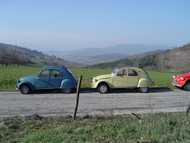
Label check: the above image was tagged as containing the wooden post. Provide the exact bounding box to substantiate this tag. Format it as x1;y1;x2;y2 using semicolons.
186;105;190;115
73;75;82;120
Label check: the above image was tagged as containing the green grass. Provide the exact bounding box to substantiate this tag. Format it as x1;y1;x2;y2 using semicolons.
1;113;190;143
0;65;40;90
0;65;175;90
71;67;111;88
147;71;174;88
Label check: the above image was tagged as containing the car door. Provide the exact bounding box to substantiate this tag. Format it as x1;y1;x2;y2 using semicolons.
35;69;51;89
112;69;128;88
125;69;139;87
49;69;63;89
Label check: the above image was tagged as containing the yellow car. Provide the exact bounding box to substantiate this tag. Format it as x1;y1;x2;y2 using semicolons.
92;67;153;93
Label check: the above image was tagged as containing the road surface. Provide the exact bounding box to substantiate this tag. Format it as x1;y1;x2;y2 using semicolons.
0;88;190;117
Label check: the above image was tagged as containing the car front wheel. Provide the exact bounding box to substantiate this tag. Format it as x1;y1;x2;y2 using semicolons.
20;85;31;94
139;87;149;93
98;83;109;94
184;82;190;91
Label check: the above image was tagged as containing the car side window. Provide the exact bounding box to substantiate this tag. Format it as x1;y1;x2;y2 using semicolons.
117;69;128;76
40;70;49;78
128;69;138;76
50;70;63;78
123;69;128;76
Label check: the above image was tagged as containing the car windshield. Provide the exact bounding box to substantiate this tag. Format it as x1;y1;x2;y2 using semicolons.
39;70;49;77
112;68;120;75
112;68;128;76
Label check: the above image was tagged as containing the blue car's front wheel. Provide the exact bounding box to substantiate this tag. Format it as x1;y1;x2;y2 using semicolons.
20;85;31;94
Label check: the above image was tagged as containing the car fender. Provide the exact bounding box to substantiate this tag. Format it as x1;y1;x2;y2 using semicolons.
19;82;35;90
94;80;111;89
60;79;76;89
137;78;149;87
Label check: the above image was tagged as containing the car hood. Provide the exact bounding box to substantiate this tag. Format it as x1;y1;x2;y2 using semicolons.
175;72;190;78
94;74;113;80
19;75;38;81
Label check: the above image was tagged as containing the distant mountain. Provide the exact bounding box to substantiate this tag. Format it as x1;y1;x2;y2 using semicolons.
90;43;190;71
49;44;167;65
0;43;75;66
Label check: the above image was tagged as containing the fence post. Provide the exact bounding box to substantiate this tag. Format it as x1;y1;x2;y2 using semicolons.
186;104;190;115
73;75;82;120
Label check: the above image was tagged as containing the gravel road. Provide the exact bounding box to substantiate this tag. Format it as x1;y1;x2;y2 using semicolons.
0;88;190;117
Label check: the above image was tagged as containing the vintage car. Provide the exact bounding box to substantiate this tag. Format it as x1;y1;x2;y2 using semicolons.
172;72;190;90
16;66;77;94
92;67;153;93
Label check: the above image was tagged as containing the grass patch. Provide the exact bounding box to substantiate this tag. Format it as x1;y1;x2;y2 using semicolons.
71;67;111;88
0;113;190;143
0;65;40;90
147;71;174;88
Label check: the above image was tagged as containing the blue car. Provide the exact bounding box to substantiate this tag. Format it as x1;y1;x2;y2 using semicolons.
16;66;77;94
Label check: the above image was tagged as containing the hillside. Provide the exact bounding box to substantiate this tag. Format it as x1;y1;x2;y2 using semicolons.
91;43;190;71
0;43;73;66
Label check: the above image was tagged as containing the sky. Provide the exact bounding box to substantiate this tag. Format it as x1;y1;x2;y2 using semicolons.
0;0;189;51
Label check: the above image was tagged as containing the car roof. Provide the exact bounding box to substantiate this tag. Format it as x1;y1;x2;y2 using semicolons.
118;67;142;71
43;66;68;71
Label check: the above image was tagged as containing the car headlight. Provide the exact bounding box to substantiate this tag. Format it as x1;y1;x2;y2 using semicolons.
180;77;185;80
17;78;24;83
93;78;98;82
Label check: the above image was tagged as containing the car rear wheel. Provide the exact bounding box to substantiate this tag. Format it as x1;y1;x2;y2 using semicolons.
184;82;190;91
20;85;31;94
98;83;109;94
139;87;149;93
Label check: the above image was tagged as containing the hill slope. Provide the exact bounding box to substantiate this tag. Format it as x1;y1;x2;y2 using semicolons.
91;43;190;70
0;43;72;66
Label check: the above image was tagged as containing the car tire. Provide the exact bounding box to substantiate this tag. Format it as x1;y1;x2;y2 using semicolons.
139;87;149;93
98;83;109;94
184;82;190;91
20;85;31;94
63;88;74;93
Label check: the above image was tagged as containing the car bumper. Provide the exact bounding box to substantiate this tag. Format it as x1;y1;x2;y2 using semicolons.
91;79;99;88
91;82;97;88
16;85;19;90
16;81;21;90
172;80;183;87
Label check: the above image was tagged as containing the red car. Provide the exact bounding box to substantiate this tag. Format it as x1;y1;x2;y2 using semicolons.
172;72;190;90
